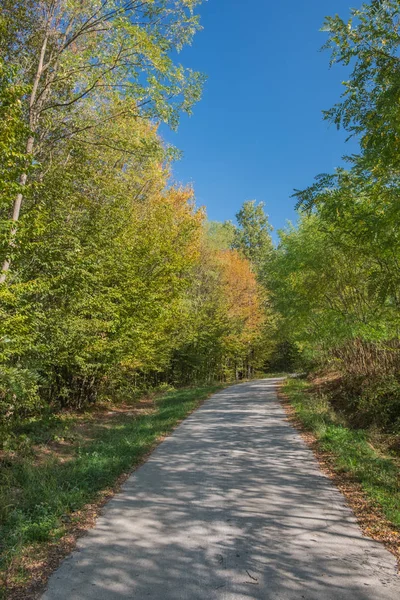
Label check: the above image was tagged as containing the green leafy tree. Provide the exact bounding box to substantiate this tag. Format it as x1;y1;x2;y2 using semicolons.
204;220;236;251
0;0;205;281
233;200;273;278
321;0;400;177
0;60;29;260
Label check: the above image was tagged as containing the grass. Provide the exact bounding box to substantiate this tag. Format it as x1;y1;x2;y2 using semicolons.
282;377;400;527
0;383;227;596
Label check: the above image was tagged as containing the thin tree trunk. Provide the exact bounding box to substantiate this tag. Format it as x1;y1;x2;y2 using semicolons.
0;34;48;283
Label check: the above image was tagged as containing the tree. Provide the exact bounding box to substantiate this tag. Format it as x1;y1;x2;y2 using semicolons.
0;0;205;281
217;248;267;378
0;1;274;421
292;0;400;343
321;0;400;178
170;228;270;385
233;200;273;279
0;59;29;263
204;220;236;251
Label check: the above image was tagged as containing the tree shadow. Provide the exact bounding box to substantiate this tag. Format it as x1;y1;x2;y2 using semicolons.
42;380;400;599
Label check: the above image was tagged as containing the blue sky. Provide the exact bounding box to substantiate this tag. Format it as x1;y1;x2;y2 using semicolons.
162;0;359;236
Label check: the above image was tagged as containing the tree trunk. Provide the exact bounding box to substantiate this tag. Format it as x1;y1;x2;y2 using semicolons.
0;136;35;283
0;33;48;283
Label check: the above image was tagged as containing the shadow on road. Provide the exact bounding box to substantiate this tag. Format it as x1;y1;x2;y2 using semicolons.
42;380;399;600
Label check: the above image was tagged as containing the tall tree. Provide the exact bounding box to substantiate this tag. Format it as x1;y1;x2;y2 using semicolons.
0;0;205;281
233;200;273;278
322;0;400;178
273;0;400;385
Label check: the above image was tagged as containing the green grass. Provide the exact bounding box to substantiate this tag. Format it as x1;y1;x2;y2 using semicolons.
283;378;400;527
0;384;226;592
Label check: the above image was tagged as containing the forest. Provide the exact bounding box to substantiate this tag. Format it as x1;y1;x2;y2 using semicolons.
0;0;274;426
271;0;400;434
1;0;400;595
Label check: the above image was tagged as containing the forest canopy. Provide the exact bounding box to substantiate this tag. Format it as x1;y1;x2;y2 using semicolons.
2;0;400;435
0;1;274;425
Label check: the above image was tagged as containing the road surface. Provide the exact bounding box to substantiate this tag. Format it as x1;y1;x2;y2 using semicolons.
42;379;400;599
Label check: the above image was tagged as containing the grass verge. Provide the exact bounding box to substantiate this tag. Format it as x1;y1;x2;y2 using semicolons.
0;383;227;599
280;377;400;565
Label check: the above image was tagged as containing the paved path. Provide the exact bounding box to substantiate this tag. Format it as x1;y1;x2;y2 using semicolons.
42;379;400;599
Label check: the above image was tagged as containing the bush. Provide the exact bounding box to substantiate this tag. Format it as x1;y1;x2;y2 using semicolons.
335;374;400;432
0;367;41;427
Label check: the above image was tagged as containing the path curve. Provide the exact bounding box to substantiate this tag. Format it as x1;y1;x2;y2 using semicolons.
42;379;400;599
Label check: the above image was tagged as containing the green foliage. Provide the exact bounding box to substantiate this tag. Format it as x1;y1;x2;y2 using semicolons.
0;0;206;281
1;115;208;412
268;0;400;384
321;0;400;176
0;1;272;426
263;1;400;439
170;230;270;385
232;200;273;278
327;372;400;432
3;0;206;131
0;47;271;423
266;340;301;373
204;220;236;251
0;59;30;258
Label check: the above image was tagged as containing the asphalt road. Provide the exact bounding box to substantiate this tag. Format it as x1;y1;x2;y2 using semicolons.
42;379;400;599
